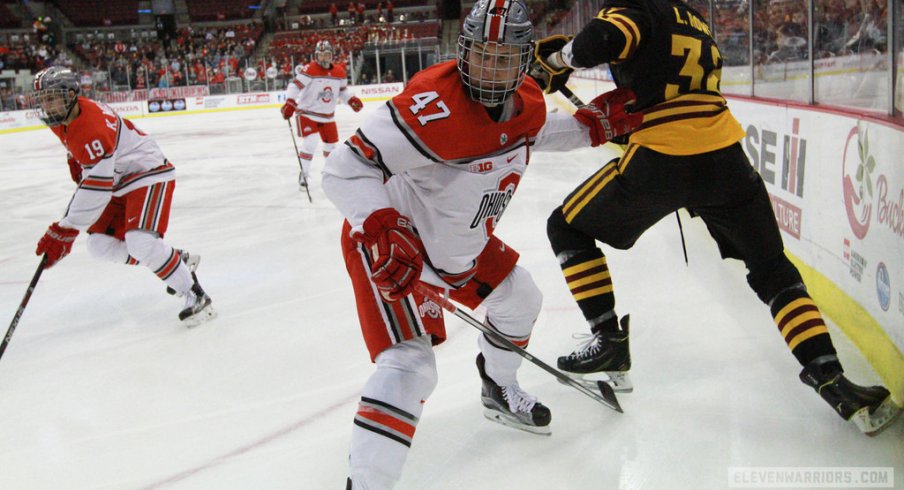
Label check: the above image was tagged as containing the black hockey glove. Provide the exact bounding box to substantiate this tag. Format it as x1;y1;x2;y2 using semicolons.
530;35;574;95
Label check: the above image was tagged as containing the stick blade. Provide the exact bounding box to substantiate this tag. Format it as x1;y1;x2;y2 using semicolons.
597;380;623;413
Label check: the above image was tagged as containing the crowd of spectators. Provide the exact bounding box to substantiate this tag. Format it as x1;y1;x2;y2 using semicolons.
69;23;262;90
712;0;889;66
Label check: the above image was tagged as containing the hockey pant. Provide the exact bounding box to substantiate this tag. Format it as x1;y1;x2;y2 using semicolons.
295;114;338;178
548;142;836;365
343;226;542;488
85;181;194;295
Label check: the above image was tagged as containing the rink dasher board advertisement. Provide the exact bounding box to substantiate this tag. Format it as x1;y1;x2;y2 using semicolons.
729;99;904;355
0;82;404;133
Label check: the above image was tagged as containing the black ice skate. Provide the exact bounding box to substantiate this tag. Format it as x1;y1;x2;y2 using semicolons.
557;315;632;393
298;171;309;189
166;250;201;296
476;353;551;435
800;355;900;436
179;273;217;327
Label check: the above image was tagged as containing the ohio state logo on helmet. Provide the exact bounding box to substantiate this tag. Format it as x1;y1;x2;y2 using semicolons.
457;0;533;106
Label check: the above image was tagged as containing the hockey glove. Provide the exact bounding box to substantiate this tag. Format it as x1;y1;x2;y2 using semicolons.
280;99;297;120
348;96;363;112
353;208;423;302
67;153;82;184
530;35;574;94
573;88;644;147
36;222;79;268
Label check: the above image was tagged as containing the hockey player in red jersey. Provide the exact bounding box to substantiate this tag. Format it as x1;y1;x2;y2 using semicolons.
31;67;216;327
323;1;641;488
279;40;363;188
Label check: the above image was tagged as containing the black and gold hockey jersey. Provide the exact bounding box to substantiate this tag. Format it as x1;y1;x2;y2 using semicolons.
569;0;744;155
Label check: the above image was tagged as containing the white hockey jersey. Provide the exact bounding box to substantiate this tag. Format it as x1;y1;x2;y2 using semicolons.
285;62;352;122
323;61;591;278
50;97;173;231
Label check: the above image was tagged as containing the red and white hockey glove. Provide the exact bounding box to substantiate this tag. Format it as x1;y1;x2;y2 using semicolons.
280;99;297;120
66;153;82;184
573;88;643;147
353;208;423;302
36;222;79;268
348;96;363;112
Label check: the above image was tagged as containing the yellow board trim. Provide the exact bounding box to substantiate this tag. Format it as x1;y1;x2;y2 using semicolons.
0;95;393;135
787;253;904;406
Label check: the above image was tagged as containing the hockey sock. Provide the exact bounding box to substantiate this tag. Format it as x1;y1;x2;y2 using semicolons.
770;285;839;369
350;337;436;490
297;152;313;178
125;230;194;295
559;248;618;333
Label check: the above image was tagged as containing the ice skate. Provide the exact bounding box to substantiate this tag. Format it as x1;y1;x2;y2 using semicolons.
298;170;309;189
558;315;633;393
165;250;201;295
800;355;901;436
179;273;216;327
476;353;551;435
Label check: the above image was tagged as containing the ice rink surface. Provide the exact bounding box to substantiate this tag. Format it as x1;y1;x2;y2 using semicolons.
1;100;901;490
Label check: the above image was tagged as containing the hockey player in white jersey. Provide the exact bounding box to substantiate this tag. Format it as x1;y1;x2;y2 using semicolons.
31;67;216;327
279;40;363;188
322;1;642;488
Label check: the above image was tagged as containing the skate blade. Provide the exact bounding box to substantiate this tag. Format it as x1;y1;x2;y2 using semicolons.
559;371;633;393
852;397;902;436
482;409;551;436
182;305;217;328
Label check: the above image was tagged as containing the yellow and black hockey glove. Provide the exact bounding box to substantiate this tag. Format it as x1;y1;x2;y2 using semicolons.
530;34;574;94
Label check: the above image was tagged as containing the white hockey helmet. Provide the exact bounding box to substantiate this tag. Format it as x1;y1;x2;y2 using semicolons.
457;0;534;106
315;40;334;68
31;66;81;126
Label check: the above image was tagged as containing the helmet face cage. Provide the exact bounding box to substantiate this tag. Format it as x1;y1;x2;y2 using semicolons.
31;67;80;126
457;0;533;106
315;40;334;68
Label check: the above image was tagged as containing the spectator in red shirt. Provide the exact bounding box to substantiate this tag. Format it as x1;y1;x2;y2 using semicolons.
330;3;339;26
386;1;394;23
347;2;356;23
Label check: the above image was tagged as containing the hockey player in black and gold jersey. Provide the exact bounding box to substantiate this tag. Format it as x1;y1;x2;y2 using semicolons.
532;0;900;435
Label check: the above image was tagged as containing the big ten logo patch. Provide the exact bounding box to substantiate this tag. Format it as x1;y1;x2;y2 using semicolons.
418;298;441;319
470;172;521;237
469;161;493;173
744;118;807;239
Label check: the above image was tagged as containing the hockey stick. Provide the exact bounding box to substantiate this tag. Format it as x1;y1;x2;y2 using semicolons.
1;255;48;361
413;280;623;413
287;119;313;203
558;85;585;107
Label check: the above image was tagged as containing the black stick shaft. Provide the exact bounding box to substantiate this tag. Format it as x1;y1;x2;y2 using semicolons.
287;119;313;203
1;255;48;361
414;283;622;413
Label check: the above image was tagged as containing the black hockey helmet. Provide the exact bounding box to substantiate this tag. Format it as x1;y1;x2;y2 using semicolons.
457;0;534;106
32;66;80;126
